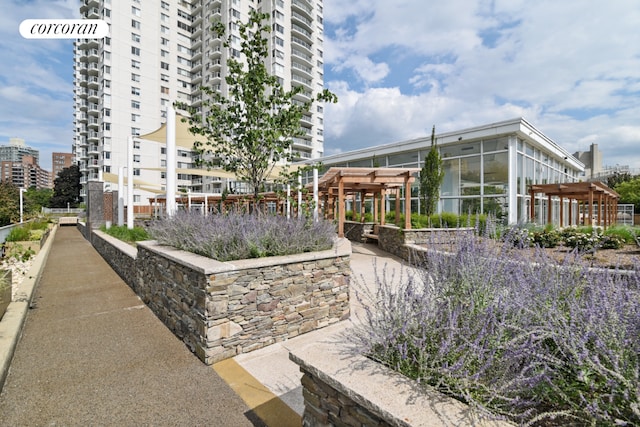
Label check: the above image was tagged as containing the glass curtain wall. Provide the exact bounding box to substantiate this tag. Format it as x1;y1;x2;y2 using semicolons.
439;137;509;220
515;138;579;225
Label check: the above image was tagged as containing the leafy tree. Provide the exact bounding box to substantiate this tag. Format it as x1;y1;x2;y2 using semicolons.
605;171;633;189
24;187;53;215
614;177;640;213
50;164;81;208
0;181;19;226
419;126;445;216
178;10;337;206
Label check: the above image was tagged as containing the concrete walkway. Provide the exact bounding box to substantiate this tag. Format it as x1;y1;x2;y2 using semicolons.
0;227;258;426
0;226;410;426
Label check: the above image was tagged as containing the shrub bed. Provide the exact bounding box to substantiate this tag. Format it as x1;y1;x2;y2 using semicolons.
146;211;336;262
354;232;640;425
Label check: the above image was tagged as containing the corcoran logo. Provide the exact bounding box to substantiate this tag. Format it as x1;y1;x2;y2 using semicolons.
19;19;109;39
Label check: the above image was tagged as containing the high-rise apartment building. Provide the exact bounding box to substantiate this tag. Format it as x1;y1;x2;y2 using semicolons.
52;152;75;179
0;138;40;165
73;0;326;206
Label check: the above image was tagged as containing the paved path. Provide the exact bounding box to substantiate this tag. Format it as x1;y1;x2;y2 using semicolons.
0;227;258;426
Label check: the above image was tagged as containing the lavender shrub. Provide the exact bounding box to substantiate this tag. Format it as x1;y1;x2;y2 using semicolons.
353;229;640;426
147;211;336;261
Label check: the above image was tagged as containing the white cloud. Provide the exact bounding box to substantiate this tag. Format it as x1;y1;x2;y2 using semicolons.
323;0;640;170
0;0;77;170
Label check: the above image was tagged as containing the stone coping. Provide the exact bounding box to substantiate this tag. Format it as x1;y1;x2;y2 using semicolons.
137;237;351;274
289;338;513;427
0;225;57;392
92;230;138;259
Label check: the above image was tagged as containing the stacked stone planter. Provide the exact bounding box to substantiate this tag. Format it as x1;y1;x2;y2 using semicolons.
90;230;351;364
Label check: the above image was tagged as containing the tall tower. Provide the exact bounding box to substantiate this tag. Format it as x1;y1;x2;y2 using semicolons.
73;0;326;205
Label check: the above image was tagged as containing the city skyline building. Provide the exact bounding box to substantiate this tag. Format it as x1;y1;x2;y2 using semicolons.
52;152;75;179
73;0;326;207
0;138;40;166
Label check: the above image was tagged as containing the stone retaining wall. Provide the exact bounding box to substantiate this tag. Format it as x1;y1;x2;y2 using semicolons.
290;341;512;427
89;230;351;364
377;225;475;261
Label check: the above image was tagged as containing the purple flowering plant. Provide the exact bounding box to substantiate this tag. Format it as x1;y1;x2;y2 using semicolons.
147;210;335;261
352;227;640;426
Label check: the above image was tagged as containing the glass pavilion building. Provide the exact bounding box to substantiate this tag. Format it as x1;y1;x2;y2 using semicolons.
305;118;585;225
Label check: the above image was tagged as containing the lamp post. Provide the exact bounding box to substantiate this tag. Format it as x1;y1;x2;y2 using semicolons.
19;188;26;223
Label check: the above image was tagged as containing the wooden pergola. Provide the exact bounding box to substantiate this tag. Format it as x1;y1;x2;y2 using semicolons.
529;182;620;228
316;167;421;238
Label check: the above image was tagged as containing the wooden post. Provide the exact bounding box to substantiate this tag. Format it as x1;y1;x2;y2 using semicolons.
380;188;386;226
360;190;366;223
338;178;345;238
395;188;401;226
559;196;564;227
588;188;594;226
404;175;411;230
547;194;552;225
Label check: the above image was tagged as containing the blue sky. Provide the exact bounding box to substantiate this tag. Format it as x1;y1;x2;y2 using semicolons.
1;0;639;172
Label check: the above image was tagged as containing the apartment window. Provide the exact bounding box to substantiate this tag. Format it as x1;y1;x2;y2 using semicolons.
104;151;110;159
104;37;110;46
161;13;169;22
316;105;323;113
275;37;284;47
131;73;140;82
177;21;192;33
104;108;111;116
131;6;140;16
177;68;190;77
131;59;140;69
317;49;323;58
178;80;190;89
161;37;169;46
273;24;284;34
273;49;284;60
131;114;140;122
133;169;140;176
177;56;191;66
161;87;169;95
273;10;284;20
131;128;140;136
102;51;111;61
160;62;169;70
131;33;140;42
133;195;141;202
103;123;111;131
102;8;111;18
103;65;111;74
104;166;111;173
160;74;169;82
161;1;169;10
177;44;190;54
231;9;241;18
131;19;140;29
161;172;166;179
133;155;141;163
177;9;192;21
161;99;169;106
161;25;170;34
133;140;141;149
161;147;166;154
131;46;140;56
131;100;140;109
161;49;169;57
103;79;111;88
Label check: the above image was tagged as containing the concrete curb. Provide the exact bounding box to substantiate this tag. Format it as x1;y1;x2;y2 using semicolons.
0;225;58;392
